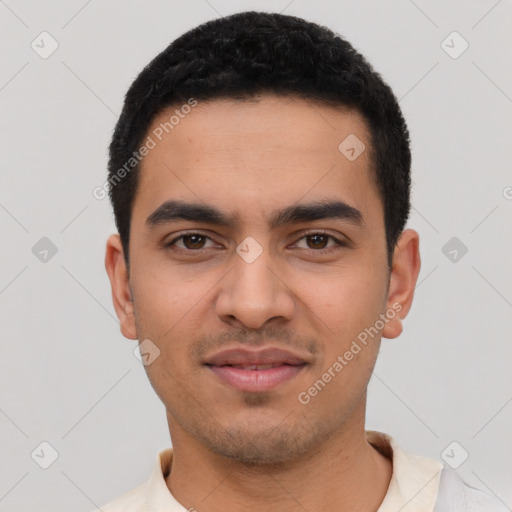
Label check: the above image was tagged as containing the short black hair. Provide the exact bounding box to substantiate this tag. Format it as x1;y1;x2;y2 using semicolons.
108;11;411;271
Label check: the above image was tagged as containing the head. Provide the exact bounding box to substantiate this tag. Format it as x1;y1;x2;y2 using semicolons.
105;11;420;465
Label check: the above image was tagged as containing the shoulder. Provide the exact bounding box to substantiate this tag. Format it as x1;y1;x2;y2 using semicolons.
87;481;147;512
368;431;507;512
434;467;508;512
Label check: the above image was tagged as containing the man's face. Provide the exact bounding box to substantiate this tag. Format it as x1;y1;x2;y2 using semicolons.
107;95;413;464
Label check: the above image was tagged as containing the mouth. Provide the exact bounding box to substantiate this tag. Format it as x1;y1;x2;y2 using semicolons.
204;347;309;392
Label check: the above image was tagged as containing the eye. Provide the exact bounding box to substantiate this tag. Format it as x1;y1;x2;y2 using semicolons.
163;231;348;255
165;232;218;251
293;232;347;252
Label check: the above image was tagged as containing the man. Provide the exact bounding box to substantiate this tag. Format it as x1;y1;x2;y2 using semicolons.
99;11;505;512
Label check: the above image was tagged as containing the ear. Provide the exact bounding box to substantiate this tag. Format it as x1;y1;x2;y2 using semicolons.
382;229;421;340
104;234;138;340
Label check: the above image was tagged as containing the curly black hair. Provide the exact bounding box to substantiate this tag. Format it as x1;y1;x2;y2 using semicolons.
107;11;411;271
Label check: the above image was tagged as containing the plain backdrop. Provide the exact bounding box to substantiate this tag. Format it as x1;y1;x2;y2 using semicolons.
1;1;511;510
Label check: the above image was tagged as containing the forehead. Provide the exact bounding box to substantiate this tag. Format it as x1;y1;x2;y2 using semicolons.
132;95;382;230
145;95;371;159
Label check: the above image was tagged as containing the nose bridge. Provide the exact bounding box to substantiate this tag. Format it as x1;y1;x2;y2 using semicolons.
235;244;274;293
216;236;294;328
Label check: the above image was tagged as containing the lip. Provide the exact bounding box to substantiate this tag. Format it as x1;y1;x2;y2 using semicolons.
204;347;309;392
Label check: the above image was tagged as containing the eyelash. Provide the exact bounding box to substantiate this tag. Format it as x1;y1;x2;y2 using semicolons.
164;231;348;255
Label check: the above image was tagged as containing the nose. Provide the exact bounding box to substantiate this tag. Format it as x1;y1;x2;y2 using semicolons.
215;244;295;330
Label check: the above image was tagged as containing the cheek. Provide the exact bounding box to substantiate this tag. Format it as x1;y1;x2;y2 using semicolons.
131;261;213;335
129;261;227;381
130;267;208;398
299;264;387;335
296;271;385;412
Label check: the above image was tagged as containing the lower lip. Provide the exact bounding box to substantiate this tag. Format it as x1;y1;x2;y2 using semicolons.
208;364;306;392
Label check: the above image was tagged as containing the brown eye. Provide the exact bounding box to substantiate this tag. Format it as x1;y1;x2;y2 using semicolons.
294;232;345;252
306;234;329;249
164;232;217;251
181;234;207;249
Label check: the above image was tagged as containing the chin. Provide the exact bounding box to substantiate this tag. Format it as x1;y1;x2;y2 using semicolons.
197;416;335;467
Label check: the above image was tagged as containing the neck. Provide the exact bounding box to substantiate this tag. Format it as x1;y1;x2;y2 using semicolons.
165;410;392;512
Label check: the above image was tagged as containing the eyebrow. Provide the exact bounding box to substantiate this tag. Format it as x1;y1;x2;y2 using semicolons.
145;199;364;230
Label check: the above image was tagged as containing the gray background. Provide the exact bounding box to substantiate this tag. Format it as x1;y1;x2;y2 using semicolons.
1;0;511;510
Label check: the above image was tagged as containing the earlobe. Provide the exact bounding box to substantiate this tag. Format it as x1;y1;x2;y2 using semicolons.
382;307;403;339
104;234;138;340
382;229;421;340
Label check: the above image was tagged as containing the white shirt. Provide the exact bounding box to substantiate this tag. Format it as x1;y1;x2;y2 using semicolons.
91;431;506;512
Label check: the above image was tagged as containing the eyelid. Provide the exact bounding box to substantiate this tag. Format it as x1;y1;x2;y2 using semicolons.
293;228;349;243
164;230;220;249
290;229;349;250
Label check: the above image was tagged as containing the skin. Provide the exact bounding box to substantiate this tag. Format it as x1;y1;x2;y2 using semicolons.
105;94;421;512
